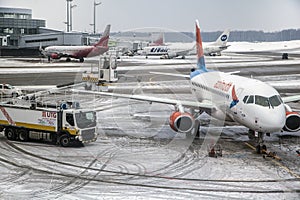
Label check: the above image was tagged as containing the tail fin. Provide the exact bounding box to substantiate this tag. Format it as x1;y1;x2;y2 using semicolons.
94;24;111;47
195;20;206;70
151;32;164;46
213;29;230;46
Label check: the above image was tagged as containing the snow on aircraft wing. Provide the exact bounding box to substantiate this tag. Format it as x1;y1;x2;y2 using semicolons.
71;89;214;110
149;71;190;78
282;95;300;103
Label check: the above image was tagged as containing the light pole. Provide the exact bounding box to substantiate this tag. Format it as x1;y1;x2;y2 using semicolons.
93;1;102;34
66;0;73;32
70;3;77;31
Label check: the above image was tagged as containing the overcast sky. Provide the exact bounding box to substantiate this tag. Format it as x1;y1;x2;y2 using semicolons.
1;0;300;33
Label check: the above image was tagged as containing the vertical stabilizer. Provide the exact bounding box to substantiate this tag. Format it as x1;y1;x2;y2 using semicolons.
195;20;206;71
94;24;111;47
151;32;164;46
214;29;230;46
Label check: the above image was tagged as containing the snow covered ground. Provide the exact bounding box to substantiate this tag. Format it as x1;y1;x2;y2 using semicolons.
0;41;300;199
225;40;300;53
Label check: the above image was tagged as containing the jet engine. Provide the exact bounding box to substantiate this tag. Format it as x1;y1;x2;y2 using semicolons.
50;53;60;59
284;111;300;132
169;111;195;133
166;51;177;59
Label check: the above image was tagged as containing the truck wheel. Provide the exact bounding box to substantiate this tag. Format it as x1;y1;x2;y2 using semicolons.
18;129;29;142
59;134;70;147
6;128;17;140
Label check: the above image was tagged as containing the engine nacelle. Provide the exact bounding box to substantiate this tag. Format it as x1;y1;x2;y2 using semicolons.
284;112;300;132
50;53;60;59
169;111;195;133
167;51;177;59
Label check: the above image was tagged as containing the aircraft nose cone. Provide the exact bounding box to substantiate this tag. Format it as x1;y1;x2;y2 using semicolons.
262;109;285;132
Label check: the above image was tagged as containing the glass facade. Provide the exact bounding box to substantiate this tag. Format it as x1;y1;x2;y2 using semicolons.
0;7;45;47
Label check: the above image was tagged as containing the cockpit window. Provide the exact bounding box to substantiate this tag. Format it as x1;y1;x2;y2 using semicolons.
269;95;282;107
250;95;283;108
243;96;249;103
255;95;269;107
246;95;254;104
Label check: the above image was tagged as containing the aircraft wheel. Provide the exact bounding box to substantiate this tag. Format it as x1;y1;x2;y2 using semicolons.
256;145;261;154
248;129;255;140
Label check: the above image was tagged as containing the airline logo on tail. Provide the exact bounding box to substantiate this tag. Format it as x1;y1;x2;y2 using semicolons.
230;85;239;108
221;35;228;42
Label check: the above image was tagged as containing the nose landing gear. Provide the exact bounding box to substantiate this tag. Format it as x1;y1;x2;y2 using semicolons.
248;130;268;153
248;129;281;160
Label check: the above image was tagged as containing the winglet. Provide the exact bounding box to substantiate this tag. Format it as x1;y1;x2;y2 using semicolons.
195;20;206;70
94;24;111;47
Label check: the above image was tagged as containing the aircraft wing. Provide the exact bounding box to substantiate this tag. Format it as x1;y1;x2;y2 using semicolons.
72;89;214;110
282;95;300;103
219;45;231;50
149;71;190;78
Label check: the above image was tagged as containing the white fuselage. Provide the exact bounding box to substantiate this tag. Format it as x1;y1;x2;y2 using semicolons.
190;71;286;133
203;44;228;56
44;45;108;59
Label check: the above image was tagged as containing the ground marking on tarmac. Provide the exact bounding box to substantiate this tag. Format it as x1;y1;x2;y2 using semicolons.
244;142;300;179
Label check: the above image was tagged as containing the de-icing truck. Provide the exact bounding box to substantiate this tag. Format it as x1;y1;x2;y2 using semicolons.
0;101;97;147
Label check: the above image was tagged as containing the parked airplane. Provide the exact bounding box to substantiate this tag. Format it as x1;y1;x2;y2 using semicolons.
204;29;230;56
137;42;193;59
114;32;164;56
41;25;111;62
75;20;300;153
138;29;230;59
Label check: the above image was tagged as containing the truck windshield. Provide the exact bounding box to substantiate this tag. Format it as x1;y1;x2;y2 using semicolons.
75;111;96;129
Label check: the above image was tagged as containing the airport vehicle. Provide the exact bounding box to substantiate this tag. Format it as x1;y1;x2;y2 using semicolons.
41;25;111;62
113;33;163;56
0;101;97;147
204;29;230;56
138;29;230;59
82;55;118;90
74;20;300;153
0;83;22;97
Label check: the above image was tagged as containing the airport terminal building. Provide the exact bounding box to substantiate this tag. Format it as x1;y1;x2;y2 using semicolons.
0;7;89;56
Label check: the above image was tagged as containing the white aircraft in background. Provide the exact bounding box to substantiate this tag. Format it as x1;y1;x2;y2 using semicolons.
41;25;111;62
137;29;230;59
114;32;165;56
204;29;230;56
75;20;300;153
